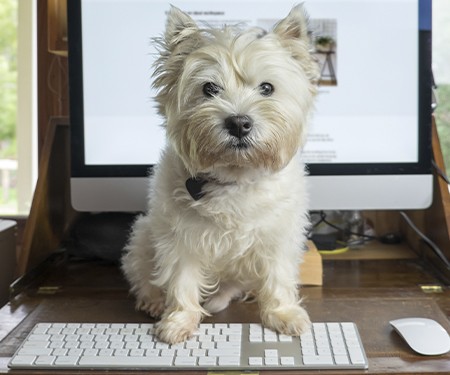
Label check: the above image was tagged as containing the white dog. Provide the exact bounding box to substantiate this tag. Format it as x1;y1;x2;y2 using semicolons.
121;4;319;344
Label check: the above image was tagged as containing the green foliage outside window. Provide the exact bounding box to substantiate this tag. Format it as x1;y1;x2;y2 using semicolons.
0;0;17;159
435;85;450;178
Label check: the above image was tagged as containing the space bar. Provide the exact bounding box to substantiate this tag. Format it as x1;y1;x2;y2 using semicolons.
78;356;173;368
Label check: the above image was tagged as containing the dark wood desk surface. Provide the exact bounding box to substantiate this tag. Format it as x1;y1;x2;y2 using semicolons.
1;249;449;374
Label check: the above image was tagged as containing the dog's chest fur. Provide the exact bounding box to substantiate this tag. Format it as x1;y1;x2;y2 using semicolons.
147;148;307;266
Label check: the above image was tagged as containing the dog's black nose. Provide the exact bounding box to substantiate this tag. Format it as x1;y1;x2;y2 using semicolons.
225;115;253;139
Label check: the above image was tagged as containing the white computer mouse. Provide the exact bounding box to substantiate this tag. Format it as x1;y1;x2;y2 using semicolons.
390;317;450;356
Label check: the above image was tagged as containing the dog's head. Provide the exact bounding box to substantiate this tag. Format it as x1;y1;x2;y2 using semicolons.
153;5;319;177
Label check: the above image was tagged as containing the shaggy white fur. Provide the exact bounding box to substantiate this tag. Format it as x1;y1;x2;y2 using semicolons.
121;4;319;344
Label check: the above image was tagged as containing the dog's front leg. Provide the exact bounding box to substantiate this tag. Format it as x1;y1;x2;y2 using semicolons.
154;261;206;344
258;257;311;337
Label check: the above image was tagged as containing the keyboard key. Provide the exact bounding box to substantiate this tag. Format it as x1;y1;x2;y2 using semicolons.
207;328;221;335
176;348;191;357
22;340;48;349
228;334;241;342
318;347;332;355
327;323;341;332
198;356;217;366
114;349;129;357
249;356;263;366
185;341;199;349
349;348;366;365
139;341;154;349
64;341;80;349
34;356;56;366
124;342;139;349
145;349;160;356
18;348;52;356
54;356;80;366
265;349;278;357
249;334;263;342
10;355;36;366
334;355;350;365
155;342;170;349
174;357;197;366
129;349;144;356
79;341;94;349
216;341;239;349
192;348;206;357
28;334;50;342
79;355;173;368
302;347;316;355
280;356;295;366
333;347;347;356
83;349;98;356
303;355;334;365
218;356;240;366
68;349;83;357
200;341;215;349
51;349;68;356
160;349;176;357
213;334;226;342
265;357;279;365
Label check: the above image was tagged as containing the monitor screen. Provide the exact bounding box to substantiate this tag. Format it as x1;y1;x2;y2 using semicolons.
68;0;433;212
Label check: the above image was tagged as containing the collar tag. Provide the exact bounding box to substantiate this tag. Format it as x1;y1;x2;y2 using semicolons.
185;177;207;200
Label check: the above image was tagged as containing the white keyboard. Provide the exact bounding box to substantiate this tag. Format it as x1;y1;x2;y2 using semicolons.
9;322;368;370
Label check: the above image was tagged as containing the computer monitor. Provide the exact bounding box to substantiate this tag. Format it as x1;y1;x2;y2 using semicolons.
67;0;433;212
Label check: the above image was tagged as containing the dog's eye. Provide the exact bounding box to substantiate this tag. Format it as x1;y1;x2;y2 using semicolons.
259;82;274;97
203;82;222;98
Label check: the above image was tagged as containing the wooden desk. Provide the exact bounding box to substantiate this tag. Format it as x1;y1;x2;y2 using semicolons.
1;118;449;373
0;248;449;374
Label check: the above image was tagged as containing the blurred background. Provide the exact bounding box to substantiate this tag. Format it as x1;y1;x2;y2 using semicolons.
0;0;449;216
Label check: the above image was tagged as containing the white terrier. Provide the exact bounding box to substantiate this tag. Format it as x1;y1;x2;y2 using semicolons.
121;4;319;344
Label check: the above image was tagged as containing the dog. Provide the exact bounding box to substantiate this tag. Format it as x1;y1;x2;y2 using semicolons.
121;4;319;344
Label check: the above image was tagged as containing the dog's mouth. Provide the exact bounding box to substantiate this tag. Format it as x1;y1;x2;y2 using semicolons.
228;138;252;150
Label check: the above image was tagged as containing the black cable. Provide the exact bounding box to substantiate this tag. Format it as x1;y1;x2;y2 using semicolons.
310;211;377;241
432;159;450;185
399;211;450;270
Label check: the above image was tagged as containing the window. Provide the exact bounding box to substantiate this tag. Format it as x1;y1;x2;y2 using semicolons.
0;0;37;215
433;0;450;178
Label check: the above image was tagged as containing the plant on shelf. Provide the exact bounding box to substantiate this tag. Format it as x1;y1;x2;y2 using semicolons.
315;36;335;52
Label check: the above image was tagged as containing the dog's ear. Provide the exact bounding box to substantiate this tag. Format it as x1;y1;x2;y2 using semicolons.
153;6;202;117
272;5;319;86
164;6;200;52
273;4;309;42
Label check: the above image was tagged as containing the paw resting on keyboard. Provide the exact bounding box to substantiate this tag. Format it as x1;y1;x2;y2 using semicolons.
155;310;203;344
262;304;311;337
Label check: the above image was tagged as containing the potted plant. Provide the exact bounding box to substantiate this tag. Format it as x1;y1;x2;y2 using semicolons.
315;36;335;52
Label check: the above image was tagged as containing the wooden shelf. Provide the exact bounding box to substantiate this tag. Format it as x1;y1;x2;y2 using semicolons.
48;0;68;56
321;241;418;261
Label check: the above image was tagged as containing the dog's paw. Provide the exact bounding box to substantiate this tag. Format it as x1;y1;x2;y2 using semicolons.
155;310;202;344
136;297;165;318
262;304;311;336
203;284;244;314
203;295;230;314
